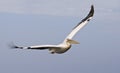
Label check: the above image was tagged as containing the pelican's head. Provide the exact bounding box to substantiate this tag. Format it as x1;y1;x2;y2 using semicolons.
66;39;80;45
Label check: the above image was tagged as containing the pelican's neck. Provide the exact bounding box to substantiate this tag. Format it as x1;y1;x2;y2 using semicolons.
62;38;80;45
62;39;71;45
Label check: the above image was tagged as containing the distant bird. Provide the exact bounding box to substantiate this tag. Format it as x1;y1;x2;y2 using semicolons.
11;5;94;54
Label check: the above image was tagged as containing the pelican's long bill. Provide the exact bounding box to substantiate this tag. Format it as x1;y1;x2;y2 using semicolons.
11;5;94;54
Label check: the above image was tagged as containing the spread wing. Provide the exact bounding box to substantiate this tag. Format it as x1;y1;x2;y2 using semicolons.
65;5;94;40
27;45;60;50
10;44;60;50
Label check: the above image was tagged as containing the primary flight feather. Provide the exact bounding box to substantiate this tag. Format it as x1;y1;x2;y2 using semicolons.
11;5;94;54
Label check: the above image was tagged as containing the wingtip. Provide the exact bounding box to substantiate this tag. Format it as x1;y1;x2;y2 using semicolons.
81;5;94;22
84;4;94;20
89;4;94;17
8;42;23;49
91;5;94;8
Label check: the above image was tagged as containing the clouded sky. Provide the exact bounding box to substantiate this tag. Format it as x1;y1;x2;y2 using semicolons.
0;0;120;73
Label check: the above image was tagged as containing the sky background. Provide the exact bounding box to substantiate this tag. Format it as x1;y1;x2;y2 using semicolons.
0;0;120;73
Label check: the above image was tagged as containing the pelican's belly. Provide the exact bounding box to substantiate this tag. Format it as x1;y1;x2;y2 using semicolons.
55;45;71;54
49;44;71;54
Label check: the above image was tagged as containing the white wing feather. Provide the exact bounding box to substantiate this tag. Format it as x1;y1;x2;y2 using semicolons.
11;44;60;50
28;45;60;49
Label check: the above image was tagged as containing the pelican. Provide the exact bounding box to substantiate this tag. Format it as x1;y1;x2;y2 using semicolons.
11;5;94;54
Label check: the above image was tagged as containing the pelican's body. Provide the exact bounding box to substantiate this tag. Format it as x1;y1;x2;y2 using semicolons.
12;5;94;54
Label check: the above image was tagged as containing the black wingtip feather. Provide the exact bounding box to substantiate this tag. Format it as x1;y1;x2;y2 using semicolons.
81;5;94;22
73;5;94;29
90;5;94;17
8;42;23;49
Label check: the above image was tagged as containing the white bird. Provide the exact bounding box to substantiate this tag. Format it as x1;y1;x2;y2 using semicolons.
11;5;94;54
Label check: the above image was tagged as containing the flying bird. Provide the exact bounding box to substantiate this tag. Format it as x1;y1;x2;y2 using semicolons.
11;5;94;54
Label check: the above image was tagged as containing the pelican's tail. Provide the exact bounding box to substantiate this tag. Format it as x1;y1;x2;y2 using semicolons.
67;39;80;44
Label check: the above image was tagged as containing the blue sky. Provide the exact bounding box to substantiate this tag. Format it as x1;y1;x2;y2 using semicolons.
0;0;120;73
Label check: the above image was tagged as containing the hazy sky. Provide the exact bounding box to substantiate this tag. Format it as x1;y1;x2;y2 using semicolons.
0;0;120;73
